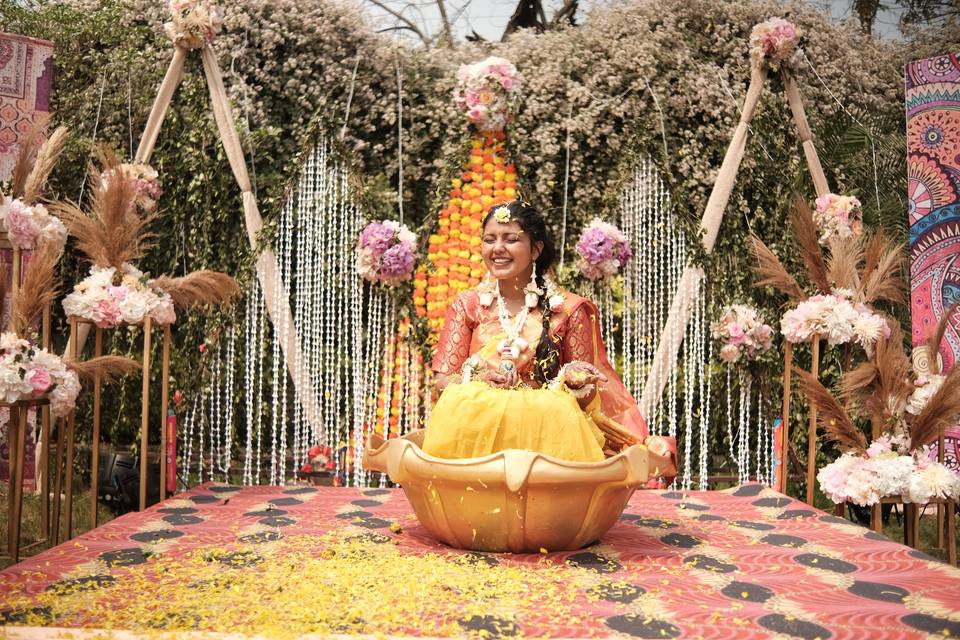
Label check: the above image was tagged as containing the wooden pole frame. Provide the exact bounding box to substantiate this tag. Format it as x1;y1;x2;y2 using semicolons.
805;335;821;505
3;397;50;563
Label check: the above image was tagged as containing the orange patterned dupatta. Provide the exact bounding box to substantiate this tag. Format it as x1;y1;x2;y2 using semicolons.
432;287;649;440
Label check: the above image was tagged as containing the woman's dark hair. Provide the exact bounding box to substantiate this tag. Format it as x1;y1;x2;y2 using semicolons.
482;200;561;384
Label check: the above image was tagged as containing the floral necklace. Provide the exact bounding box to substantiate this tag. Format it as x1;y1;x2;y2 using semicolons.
495;282;529;367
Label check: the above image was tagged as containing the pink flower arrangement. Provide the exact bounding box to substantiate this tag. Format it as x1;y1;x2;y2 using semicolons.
356;220;417;286
710;304;774;363
749;18;801;71
453;57;523;132
63;264;176;328
164;0;223;48
0;196;67;251
574;218;632;281
0;333;80;417
101;163;162;213
780;290;889;350
812;194;863;244
818;434;960;506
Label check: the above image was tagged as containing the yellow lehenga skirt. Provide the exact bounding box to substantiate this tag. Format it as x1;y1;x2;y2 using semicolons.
421;381;606;462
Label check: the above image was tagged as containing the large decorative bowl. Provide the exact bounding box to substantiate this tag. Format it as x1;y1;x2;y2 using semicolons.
363;430;675;553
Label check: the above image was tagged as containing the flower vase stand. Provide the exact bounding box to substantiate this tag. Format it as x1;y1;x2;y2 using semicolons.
3;397;51;564
57;317;171;544
1;234;55;560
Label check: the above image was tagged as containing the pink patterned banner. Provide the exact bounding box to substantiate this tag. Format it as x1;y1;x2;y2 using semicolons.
907;52;960;470
0;32;54;183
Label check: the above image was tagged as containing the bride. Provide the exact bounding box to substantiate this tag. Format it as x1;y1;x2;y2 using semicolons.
424;200;674;469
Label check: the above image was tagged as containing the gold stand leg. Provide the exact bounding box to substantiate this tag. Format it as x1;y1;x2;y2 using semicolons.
140;318;153;511
160;324;171;500
779;342;792;494
947;499;957;567
50;417;64;545
40;304;51;543
63;411;75;541
909;503;921;549
805;336;820;505
90;326;103;528
871;503;882;533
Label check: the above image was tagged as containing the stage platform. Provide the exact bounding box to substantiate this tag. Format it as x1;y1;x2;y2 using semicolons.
1;482;959;639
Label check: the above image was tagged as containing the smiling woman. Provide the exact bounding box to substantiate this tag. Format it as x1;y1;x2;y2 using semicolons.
422;200;675;470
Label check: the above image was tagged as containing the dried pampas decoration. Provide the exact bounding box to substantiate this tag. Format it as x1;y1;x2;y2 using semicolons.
794;368;867;453
8;125;70;205
151;270;241;308
53;151;155;272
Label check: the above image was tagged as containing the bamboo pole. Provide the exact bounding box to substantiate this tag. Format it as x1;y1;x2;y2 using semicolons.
784;74;830;198
160;324;171;500
639;63;769;417
90;326;102;527
134;46;188;164
805;334;820;505
140;318;153;511
778;341;793;493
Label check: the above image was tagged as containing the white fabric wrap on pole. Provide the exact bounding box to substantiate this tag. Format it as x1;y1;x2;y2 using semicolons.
199;45;324;437
639;63;768;419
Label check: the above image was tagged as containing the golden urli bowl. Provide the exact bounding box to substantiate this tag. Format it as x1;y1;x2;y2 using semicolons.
363;430;675;553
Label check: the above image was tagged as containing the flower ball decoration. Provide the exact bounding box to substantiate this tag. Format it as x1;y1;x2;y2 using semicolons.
453;56;523;133
356;220;417;286
780;290;889;352
63;264;176;329
818;433;960;507
749;17;801;72
574;218;632;282
300;444;335;475
812;193;863;245
101;163;162;213
0;196;67;252
710;304;774;364
164;0;223;49
0;333;80;417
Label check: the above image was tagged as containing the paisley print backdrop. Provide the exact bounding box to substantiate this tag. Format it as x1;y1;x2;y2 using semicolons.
0;32;53;183
907;53;960;472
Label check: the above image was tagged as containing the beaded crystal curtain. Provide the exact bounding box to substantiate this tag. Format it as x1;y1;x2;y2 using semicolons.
615;155;773;489
180;139;394;486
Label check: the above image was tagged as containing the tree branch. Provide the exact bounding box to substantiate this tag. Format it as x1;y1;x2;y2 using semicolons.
550;0;578;28
366;0;431;46
435;0;454;45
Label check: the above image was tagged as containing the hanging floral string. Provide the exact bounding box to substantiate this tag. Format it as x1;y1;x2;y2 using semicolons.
710;304;774;364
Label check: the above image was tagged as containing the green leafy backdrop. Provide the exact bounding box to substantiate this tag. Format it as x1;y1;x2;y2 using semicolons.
1;0;951;493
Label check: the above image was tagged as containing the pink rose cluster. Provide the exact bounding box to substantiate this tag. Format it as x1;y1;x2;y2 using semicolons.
0;196;67;251
164;0;223;48
780;290;889;351
749;17;801;71
710;304;774;364
102;163;162;213
355;220;417;286
813;194;863;245
818;434;960;506
0;333;80;417
574;218;632;281
62;264;176;328
452;57;523;132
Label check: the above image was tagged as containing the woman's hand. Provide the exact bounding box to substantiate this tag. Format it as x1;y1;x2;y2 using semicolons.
562;361;607;389
477;365;513;388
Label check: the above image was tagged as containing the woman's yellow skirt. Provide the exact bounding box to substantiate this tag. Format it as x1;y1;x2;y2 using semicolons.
421;381;606;462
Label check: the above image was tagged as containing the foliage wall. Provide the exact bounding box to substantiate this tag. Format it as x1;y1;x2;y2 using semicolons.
1;0;949;489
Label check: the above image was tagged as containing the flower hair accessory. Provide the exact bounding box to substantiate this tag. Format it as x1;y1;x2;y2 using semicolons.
492;206;513;224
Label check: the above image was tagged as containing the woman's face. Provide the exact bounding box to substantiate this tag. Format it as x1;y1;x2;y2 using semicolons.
481;219;542;283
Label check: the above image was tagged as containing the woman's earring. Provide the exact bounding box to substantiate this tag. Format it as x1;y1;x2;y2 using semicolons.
524;263;540;309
